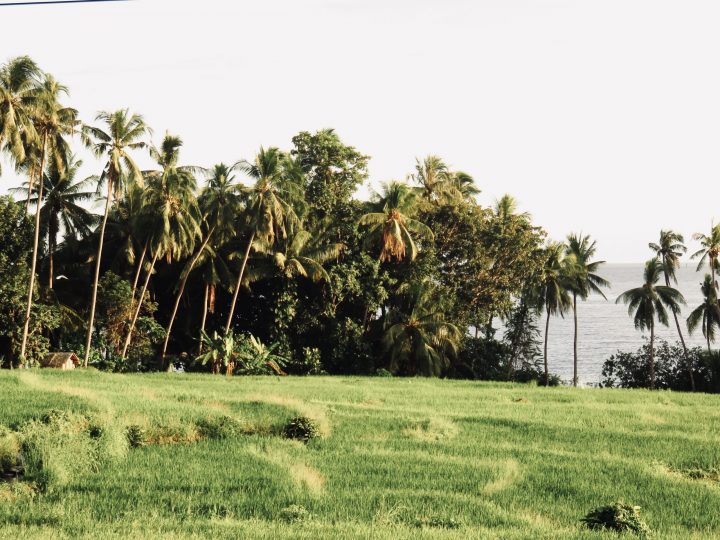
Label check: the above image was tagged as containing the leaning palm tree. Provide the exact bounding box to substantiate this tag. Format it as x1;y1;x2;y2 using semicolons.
650;230;694;390
18;74;79;360
122;134;201;360
448;170;480;201
15;153;95;288
691;224;720;290
224;147;302;334
535;242;574;385
565;234;609;386
687;274;720;353
382;280;461;376
359;181;433;263
81;109;151;367
616;258;685;389
0;56;40;183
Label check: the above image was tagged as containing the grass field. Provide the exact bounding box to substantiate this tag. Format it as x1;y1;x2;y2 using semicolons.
0;370;718;539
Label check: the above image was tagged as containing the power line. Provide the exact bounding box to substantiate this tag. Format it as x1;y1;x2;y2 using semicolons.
0;0;130;6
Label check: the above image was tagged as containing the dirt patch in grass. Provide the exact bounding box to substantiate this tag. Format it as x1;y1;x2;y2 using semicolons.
482;459;522;495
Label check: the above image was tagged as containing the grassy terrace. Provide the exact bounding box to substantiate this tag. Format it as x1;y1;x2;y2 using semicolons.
0;371;719;539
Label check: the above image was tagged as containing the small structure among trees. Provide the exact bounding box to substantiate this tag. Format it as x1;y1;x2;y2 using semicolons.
40;353;80;370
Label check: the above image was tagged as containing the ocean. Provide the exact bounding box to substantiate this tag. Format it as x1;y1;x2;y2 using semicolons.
527;263;710;385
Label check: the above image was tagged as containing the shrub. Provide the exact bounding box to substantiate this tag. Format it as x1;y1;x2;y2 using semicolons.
196;415;243;440
0;426;19;473
581;502;650;535
279;504;313;523
283;416;320;443
375;368;393;377
126;425;147;448
415;516;462;529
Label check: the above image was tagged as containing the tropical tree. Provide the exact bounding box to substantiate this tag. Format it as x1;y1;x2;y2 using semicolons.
359;181;433;263
448;170;479;201
81;109;150;366
18;74;79;360
409;155;452;205
122;134;201;360
565;234;609;386
15;153;95;289
382;280;461;376
687;274;720;353
616;258;686;389
535;242;574;385
691;224;720;290
0;56;40;184
224;147;302;334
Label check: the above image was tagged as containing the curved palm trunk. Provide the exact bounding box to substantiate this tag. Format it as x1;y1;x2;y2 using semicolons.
83;179;114;367
649;322;656;390
48;217;58;290
130;241;148;302
161;229;215;367
224;231;255;334
543;306;551;386
120;251;159;359
198;284;209;355
572;293;578;387
663;263;694;391
25;163;38;214
19;133;48;360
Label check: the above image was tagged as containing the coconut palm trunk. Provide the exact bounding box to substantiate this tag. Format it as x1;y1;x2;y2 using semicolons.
120;251;159;359
19;132;48;360
661;258;695;391
224;231;255;334
543;306;550;386
130;241;148;301
649;321;655;390
198;284;209;355
83;178;114;367
572;292;578;387
48;215;58;290
161;228;215;367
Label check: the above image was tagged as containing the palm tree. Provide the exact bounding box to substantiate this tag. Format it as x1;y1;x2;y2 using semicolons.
650;230;695;390
448;170;479;201
691;224;720;290
0;56;40;184
409;155;451;204
224;147;302;334
535;242;574;385
616;258;686;389
382;280;461;376
565;234;609;386
358;181;433;263
687;274;720;353
18;74;79;360
122;134;201;360
194;244;232;355
15;153;95;288
81;109;150;367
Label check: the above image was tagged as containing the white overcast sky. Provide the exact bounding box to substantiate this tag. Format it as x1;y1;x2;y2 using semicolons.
1;0;718;262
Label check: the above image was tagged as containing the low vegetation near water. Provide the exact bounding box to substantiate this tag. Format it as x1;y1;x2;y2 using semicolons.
0;371;719;539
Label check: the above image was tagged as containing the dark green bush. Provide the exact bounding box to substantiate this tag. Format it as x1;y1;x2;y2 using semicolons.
126;425;147;448
375;368;393;377
196;415;243;440
283;416;320;443
415;516;462;529
279;504;313;523
581;502;650;535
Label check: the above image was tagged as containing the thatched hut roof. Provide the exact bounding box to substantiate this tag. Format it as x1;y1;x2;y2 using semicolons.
41;353;80;368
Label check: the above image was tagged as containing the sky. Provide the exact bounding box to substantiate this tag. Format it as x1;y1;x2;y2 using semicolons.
1;0;719;262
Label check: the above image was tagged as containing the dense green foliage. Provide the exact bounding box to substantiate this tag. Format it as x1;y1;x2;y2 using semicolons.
0;371;718;538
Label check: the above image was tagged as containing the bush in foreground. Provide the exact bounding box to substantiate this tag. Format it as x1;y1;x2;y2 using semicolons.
581;502;650;535
283;416;320;443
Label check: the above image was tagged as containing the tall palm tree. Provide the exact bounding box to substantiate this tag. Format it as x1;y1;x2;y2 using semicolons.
409;155;451;204
448;170;479;201
81;109;150;367
224;147;302;334
616;258;685;389
691;224;720;290
358;181;433;263
0;56;40;183
194;244;232;354
687;274;720;353
382;280;461;376
122;134;201;360
650;230;694;390
565;234;609;386
535;242;574;385
15;153;95;288
18;74;79;360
